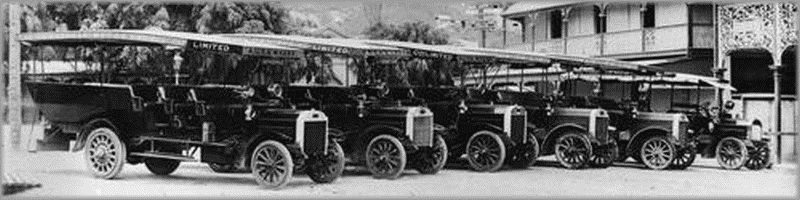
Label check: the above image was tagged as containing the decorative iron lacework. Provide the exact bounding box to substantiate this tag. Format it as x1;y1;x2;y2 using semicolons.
718;3;797;61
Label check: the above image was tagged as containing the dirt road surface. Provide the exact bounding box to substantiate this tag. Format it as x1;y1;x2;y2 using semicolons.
2;125;797;198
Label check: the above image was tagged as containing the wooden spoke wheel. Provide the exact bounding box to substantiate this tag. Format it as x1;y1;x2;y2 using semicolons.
366;134;407;179
306;140;346;183
744;141;770;170
145;158;180;176
669;145;696;170
84;127;127;179
251;140;294;189
507;133;540;169
640;136;675;170
716;137;748;170
554;132;592;169
466;131;507;172
589;140;618;168
413;134;449;174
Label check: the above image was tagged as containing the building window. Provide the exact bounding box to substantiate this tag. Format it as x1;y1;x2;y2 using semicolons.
642;3;655;28
550;10;563;39
593;6;606;34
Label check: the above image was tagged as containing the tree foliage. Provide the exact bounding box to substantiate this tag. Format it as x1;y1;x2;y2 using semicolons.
363;21;449;45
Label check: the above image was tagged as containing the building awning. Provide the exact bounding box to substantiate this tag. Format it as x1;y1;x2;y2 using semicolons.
19;30;303;59
501;1;583;17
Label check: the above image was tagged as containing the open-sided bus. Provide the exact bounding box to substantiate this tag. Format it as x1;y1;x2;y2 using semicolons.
22;30;344;189
223;34;447;179
356;40;542;172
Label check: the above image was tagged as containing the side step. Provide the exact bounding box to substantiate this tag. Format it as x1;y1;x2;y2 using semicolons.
130;151;196;162
136;136;228;147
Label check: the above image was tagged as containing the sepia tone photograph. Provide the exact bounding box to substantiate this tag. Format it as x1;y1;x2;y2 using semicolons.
0;0;797;198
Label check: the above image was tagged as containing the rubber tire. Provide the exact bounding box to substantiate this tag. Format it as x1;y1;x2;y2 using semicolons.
145;158;181;176
670;146;697;170
466;130;507;172
84;127;127;179
554;132;592;169
250;140;294;189
716;137;748;170
365;134;407;179
306;141;346;184
589;140;618;168
507;133;540;169
414;134;449;174
639;136;676;170
744;141;770;170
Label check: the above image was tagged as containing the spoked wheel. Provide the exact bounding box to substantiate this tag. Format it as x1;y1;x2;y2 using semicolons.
145;158;180;175
589;140;618;168
554;132;592;169
466;131;507;172
366;134;407;179
716;137;748;170
251;140;294;189
507;133;540;169
744;141;770;170
640;136;675;170
669;145;696;170
306;140;346;183
84;127;127;179
413;134;448;174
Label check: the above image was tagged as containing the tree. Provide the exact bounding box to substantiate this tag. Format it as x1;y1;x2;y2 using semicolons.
363;21;449;45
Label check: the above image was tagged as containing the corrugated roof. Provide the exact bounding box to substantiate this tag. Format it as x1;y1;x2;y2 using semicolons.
501;1;583;17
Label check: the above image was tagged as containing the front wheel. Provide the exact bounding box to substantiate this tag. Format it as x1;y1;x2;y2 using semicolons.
589;140;618;168
670;145;697;170
251;140;294;189
466;131;507;172
640;136;675;170
84;127;127;179
554;132;592;169
306;140;346;184
413;134;448;174
744;141;770;170
366;134;407;179
716;137;748;170
507;133;540;169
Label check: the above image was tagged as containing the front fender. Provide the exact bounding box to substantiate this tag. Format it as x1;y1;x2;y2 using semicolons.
72;118;120;152
470;122;514;147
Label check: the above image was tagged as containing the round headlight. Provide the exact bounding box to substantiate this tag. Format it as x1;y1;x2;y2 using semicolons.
708;122;715;131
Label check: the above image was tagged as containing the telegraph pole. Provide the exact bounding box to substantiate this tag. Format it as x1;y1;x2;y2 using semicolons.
479;5;486;48
8;3;21;150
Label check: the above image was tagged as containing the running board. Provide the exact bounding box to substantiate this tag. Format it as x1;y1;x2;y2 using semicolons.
136;136;228;147
130;151;196;162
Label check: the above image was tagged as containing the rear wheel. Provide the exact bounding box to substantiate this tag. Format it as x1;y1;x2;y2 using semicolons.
84;127;127;179
640;136;675;170
466;131;506;172
251;140;294;189
413;134;448;174
507;133;539;169
145;158;180;175
366;134;407;179
744;141;770;170
306;140;346;183
670;145;697;170
554;132;592;169
589;140;618;168
716;137;748;170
